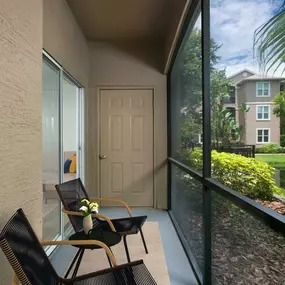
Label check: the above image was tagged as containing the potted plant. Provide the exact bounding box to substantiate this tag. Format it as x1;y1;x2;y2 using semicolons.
79;199;99;235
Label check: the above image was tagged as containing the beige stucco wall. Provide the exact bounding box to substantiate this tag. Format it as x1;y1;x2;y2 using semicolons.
236;81;281;145
88;40;168;209
43;0;90;86
243;80;281;103
0;0;43;283
244;103;280;145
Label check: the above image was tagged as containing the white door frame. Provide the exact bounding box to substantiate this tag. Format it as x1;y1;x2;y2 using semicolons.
42;50;84;254
96;86;156;207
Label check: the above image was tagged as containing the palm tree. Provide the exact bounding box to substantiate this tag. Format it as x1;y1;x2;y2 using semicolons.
254;1;285;74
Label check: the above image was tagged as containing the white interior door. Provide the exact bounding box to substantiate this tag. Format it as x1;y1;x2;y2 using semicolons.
100;89;154;207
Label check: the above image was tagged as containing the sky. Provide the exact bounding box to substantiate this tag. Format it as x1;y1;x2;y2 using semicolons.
209;0;285;77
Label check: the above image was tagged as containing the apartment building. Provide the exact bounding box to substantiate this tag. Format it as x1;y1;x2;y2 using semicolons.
226;69;284;146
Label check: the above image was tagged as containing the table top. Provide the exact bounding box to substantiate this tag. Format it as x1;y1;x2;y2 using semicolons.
69;228;122;249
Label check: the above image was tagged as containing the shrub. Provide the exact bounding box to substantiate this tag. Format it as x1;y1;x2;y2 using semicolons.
280;134;285;147
184;148;282;200
256;144;285;154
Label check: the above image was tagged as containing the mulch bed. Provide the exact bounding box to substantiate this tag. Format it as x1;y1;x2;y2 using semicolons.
173;178;285;285
256;200;285;215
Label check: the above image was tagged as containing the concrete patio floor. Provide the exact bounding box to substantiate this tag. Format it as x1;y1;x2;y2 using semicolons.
49;208;198;285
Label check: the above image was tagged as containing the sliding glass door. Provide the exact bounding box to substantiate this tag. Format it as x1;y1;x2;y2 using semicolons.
42;58;61;242
62;74;82;237
42;53;84;250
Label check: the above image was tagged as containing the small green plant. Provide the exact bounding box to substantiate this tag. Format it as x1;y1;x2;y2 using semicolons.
185;148;283;200
280;135;285;147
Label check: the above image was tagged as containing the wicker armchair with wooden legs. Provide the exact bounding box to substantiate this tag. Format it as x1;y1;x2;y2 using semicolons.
55;178;148;263
0;209;157;285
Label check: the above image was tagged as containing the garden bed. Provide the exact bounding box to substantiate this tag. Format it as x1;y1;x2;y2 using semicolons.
173;175;285;285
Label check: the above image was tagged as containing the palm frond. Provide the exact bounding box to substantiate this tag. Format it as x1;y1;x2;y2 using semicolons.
254;4;285;74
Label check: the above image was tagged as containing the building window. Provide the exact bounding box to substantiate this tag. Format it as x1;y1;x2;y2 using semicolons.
198;134;203;144
256;128;270;143
256;82;270;97
256;105;270;120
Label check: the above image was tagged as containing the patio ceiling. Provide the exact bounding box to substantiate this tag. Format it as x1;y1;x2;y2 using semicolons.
67;0;174;41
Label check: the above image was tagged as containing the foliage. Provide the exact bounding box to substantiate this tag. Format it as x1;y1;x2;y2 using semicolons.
256;143;285;153
180;115;202;148
211;69;236;146
184;148;282;200
273;92;285;134
180;29;240;147
254;2;285;74
281;134;285;147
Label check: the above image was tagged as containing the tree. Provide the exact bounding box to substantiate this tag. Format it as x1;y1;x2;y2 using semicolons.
254;1;285;74
179;29;233;148
272;91;285;134
211;69;233;146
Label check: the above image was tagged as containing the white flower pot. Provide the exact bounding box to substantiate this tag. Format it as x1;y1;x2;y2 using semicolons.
83;214;93;235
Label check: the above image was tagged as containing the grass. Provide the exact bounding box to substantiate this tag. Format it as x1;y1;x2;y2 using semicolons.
255;154;285;168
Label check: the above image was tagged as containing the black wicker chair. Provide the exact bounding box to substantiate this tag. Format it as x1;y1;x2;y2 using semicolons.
0;209;157;285
55;178;148;263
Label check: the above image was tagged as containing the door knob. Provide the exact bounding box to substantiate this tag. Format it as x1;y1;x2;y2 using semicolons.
99;154;106;160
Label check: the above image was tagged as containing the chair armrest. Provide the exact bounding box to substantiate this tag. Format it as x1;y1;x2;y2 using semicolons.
89;198;132;217
61;208;116;232
40;240;117;266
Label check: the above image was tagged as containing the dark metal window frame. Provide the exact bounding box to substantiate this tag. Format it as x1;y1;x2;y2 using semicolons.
167;0;285;284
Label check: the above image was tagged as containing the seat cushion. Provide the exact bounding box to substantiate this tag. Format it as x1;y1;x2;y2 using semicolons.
100;216;147;235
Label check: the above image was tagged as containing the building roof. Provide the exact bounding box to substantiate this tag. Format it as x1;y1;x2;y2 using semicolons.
228;69;284;85
228;69;255;79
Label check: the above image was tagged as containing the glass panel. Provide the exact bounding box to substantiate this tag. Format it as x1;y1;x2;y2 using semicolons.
257;106;262;113
264;113;269;119
264;82;269;89
264;129;269;136
258;130;263;136
257;82;263;89
263;106;269;113
212;191;285;285
171;165;204;275
264;89;269;96
42;59;61;241
258;89;263;96
264;136;269;142
62;75;79;237
170;11;202;170
257;113;262;119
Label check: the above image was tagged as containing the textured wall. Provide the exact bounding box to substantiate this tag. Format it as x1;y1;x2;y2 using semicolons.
43;0;90;87
88;41;168;209
0;0;43;283
245;103;280;145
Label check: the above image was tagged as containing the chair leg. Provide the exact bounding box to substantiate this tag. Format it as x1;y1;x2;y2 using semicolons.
64;248;81;278
123;235;131;263
140;228;148;254
72;249;85;278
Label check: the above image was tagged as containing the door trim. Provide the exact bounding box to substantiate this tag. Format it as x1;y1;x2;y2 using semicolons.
96;87;156;207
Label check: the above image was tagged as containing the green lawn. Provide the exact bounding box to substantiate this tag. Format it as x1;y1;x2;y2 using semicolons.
255;154;285;168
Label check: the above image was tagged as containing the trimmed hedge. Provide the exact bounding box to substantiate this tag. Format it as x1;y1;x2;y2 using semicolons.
256;144;285;154
281;135;285;147
185;148;283;200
